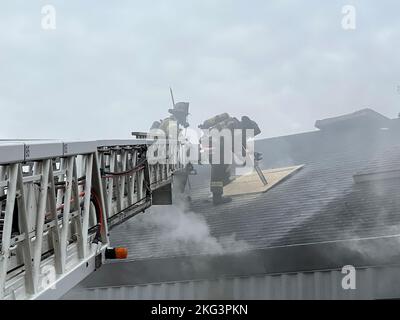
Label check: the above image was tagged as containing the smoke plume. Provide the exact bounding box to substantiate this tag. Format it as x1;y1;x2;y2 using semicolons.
139;198;249;258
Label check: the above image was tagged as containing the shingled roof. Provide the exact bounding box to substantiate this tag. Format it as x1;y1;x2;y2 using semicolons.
75;109;400;289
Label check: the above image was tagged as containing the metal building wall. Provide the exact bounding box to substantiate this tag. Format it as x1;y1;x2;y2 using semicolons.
63;265;400;300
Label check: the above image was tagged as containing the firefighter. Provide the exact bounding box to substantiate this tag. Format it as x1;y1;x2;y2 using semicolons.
150;102;189;139
168;102;190;129
148;95;194;199
199;114;261;205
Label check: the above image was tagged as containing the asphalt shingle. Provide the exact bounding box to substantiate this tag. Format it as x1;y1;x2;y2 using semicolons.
110;126;400;262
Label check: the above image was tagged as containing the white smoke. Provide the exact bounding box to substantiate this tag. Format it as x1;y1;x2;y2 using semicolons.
141;199;249;257
335;179;400;261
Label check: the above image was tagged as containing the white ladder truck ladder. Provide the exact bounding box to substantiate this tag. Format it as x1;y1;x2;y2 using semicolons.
0;138;185;300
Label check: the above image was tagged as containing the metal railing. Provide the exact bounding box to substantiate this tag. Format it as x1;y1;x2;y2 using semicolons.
0;138;184;300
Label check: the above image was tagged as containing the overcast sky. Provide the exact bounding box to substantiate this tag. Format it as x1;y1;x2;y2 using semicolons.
0;1;399;140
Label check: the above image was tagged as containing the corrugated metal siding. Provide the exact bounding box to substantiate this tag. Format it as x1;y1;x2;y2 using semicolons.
63;266;400;300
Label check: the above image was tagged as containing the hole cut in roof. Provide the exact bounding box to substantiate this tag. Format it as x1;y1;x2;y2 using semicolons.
223;165;304;197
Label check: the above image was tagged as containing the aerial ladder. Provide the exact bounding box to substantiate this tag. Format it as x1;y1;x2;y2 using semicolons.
0;92;263;300
0;137;187;300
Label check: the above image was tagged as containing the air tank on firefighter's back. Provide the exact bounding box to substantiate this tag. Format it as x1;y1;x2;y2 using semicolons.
198;113;230;129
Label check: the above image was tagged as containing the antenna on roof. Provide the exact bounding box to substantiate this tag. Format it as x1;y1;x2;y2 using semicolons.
170;87;176;108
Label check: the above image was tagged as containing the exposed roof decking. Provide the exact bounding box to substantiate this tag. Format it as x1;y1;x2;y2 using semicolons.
223;165;304;197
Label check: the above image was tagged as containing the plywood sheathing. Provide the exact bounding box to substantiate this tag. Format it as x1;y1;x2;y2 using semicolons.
223;165;304;197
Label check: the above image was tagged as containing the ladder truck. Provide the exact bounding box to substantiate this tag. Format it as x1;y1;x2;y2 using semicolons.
0;137;186;300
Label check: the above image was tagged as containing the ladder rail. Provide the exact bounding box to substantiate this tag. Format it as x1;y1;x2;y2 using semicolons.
0;138;185;300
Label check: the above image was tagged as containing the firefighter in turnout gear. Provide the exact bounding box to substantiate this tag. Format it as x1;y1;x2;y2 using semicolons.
151;101;190;139
199;114;261;205
149;90;195;197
